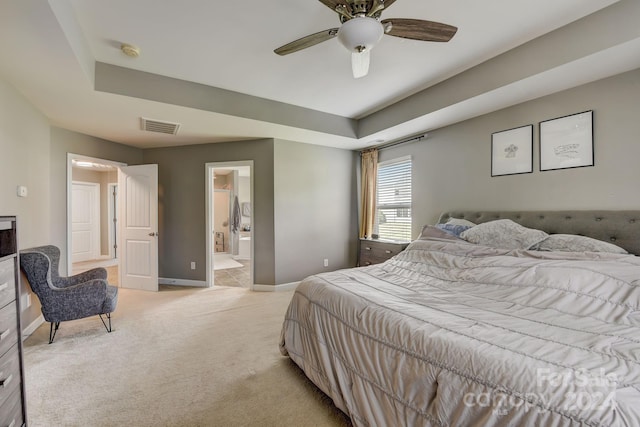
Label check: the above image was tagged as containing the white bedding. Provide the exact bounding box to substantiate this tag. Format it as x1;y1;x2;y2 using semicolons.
280;237;640;426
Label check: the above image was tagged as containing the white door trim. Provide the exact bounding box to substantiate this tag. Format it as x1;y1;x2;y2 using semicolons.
107;183;118;259
205;161;254;288
67;153;126;276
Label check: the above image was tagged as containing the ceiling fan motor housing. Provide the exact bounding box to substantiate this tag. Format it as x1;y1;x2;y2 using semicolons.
350;1;369;14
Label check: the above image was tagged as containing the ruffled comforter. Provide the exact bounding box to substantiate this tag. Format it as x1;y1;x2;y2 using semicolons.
280;237;640;426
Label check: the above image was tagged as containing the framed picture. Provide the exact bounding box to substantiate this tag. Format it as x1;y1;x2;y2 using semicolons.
491;124;533;176
242;202;251;216
540;110;593;171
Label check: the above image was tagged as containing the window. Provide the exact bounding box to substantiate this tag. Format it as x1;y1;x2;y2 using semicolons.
375;156;412;241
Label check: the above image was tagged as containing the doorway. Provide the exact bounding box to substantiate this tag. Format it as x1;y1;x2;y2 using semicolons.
205;161;254;288
67;154;124;284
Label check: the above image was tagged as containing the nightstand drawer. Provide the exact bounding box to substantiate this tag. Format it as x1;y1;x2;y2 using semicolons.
359;239;409;266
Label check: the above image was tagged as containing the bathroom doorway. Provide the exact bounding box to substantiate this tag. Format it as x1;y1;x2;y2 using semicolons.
205;161;253;288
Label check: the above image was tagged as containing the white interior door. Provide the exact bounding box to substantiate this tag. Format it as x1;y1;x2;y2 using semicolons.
71;182;100;263
118;165;158;291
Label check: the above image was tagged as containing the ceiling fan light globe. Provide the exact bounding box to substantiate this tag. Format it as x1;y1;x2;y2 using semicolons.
351;51;370;79
337;17;384;53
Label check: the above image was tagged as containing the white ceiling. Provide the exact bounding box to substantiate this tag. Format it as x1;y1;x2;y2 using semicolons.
0;0;636;150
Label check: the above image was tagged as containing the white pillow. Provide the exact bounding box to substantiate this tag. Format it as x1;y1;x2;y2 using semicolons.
445;217;477;227
460;219;548;250
534;234;628;254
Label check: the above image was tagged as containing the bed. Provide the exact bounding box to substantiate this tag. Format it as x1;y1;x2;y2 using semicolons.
279;210;640;426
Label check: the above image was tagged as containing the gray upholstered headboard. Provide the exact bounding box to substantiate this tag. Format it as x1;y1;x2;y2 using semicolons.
437;210;640;256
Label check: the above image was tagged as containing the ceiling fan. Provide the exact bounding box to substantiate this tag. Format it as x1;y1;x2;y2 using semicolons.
274;0;457;78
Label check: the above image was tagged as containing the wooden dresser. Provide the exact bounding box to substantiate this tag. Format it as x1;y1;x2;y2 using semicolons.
0;217;27;426
358;239;409;266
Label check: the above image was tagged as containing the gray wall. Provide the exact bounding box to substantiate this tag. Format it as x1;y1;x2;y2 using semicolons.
0;78;51;329
142;139;276;285
273;140;359;284
377;68;640;238
142;138;359;286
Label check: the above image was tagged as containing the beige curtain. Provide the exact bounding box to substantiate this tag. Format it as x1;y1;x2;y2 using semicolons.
359;148;378;239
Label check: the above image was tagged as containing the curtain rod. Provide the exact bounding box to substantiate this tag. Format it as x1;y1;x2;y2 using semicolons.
361;133;427;153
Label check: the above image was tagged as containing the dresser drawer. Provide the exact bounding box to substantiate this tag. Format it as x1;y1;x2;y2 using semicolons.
0;260;15;311
0;304;17;360
0;218;25;427
0;345;20;411
0;382;23;427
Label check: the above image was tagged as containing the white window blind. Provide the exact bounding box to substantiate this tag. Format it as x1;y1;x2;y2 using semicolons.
375;157;412;241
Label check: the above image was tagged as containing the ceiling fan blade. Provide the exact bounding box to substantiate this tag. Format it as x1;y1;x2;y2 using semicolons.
274;28;339;56
381;18;457;42
351;50;370;79
317;0;344;12
381;0;399;9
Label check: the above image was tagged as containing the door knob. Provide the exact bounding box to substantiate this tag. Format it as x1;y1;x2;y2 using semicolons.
149;232;158;237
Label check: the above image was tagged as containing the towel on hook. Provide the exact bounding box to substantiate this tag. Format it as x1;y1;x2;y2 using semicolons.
231;196;241;233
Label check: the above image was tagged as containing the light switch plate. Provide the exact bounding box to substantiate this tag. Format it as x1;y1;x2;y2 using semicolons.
17;185;28;197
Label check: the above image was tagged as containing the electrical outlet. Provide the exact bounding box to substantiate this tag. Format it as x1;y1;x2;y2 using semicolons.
323;259;329;267
16;185;28;198
22;294;31;308
190;261;196;270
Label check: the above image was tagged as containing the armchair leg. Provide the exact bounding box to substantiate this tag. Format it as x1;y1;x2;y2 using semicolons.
49;322;60;344
99;313;112;333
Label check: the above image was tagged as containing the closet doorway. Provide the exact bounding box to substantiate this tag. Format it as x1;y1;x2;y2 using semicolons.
205;161;254;288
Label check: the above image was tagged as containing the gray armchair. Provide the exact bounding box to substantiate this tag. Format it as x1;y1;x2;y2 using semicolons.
20;245;118;343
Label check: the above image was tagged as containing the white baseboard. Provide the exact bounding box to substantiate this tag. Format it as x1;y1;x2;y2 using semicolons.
159;277;207;287
23;314;44;338
252;282;299;292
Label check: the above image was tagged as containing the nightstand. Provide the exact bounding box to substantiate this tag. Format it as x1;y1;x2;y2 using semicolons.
358;239;409;266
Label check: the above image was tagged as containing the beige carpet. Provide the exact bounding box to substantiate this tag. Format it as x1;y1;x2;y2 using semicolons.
23;285;351;427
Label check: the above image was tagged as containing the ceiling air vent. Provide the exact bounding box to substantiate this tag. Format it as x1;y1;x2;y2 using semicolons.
140;117;180;135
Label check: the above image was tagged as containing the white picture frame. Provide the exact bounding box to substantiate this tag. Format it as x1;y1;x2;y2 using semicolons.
242;202;251;216
491;125;533;177
540;110;594;171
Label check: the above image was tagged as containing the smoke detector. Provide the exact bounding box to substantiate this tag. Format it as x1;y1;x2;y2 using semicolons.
121;43;140;58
